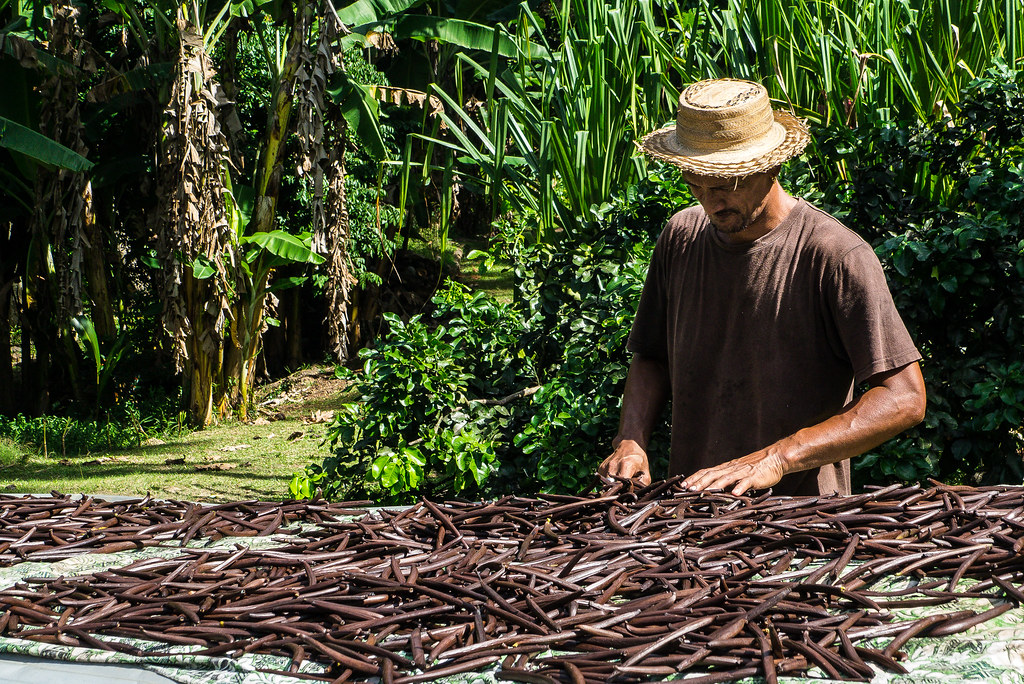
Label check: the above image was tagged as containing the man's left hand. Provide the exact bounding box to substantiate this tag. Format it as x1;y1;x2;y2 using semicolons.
681;447;787;496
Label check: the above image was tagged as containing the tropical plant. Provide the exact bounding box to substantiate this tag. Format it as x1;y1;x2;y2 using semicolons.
294;205;671;502
835;65;1024;486
417;0;690;243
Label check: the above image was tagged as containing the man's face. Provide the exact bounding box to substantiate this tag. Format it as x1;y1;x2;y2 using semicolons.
681;171;776;237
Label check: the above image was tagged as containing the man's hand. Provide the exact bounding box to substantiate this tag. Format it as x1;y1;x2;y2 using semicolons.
600;354;669;489
682;446;787;496
598;440;652;487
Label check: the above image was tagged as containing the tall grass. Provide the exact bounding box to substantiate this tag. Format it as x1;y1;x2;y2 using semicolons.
689;0;1022;126
418;0;688;241
411;0;1024;244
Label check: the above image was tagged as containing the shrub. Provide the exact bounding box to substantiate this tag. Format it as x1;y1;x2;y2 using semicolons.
297;283;532;502
294;215;669;502
843;64;1024;485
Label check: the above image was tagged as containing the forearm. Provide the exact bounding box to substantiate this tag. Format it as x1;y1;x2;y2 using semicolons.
613;354;671;451
775;368;926;475
598;354;671;485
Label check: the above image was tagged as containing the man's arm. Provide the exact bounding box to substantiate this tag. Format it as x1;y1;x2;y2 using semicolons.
598;354;671;486
682;361;927;495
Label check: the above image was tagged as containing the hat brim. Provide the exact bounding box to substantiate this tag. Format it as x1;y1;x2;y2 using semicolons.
639;110;810;178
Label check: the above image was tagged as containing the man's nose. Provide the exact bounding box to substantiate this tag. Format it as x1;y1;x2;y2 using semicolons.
700;191;729;212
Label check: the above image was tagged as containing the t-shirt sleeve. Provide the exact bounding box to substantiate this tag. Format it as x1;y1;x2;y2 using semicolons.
626;225;672;361
827;243;922;384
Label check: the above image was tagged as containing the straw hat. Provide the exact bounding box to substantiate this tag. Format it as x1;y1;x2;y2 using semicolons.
640;78;810;178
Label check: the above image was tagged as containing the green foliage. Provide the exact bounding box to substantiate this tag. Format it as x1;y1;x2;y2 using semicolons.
295;216;668;502
421;0;687;242
843;65;1024;485
0;115;94;171
0;372;184;457
686;0;1021;127
299;282;527;501
0;414;142;456
0;437;20;468
511;230;659;491
70;316;131;419
335;49;403;288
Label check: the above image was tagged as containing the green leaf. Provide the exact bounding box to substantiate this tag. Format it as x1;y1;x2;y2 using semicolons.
267;276;309;293
894;461;920;480
390;17;516;56
327;72;388;161
71;317;101;384
335;0;380;27
335;0;423;27
230;0;255;15
190;254;218;280
0;116;93;171
371;452;391;477
225;181;256;237
241;230;325;265
1000;387;1021;407
140;249;160;269
951;439;972;460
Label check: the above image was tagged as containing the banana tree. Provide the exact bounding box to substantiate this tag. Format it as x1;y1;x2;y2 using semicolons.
153;7;236;427
0;1;114;416
221;178;325;420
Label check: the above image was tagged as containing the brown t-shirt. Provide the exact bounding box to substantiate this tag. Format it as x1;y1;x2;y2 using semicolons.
627;199;921;496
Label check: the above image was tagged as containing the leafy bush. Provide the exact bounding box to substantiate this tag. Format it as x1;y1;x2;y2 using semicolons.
294;215;669;502
511;231;663;491
843;64;1024;485
296;282;532;501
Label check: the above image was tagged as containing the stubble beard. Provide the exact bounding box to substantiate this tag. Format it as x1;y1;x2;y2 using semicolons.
710;209;751;234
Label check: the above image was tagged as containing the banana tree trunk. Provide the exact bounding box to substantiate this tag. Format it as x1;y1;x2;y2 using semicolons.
222;0;310;416
321;140;355;363
156;16;233;428
183;271;217;426
0;280;13;414
81;182;115;339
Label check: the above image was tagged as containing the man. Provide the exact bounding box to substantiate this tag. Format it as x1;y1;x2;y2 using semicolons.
598;78;926;497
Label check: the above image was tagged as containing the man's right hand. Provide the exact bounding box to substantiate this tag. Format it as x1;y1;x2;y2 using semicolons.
598;440;652;487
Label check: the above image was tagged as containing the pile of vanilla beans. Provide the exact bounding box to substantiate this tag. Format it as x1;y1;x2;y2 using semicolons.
1;479;1023;683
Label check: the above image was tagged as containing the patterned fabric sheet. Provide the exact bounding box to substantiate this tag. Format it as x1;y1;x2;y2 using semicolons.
2;543;1023;684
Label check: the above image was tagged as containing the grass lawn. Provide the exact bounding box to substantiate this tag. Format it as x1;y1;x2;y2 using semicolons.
0;367;348;503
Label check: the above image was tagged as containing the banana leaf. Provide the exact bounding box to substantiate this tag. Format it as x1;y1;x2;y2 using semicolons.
386;16;518;56
0;116;93;171
335;0;425;29
327;71;388;161
241;230;325;265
